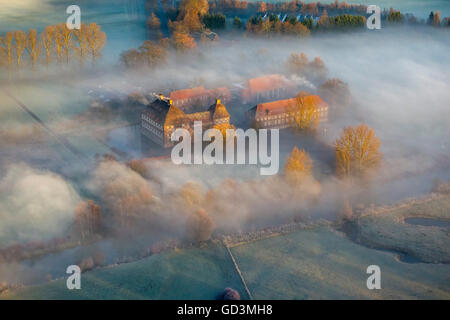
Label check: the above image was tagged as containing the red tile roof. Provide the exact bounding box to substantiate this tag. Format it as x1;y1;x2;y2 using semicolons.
169;86;208;101
169;87;231;102
256;95;328;116
247;74;293;93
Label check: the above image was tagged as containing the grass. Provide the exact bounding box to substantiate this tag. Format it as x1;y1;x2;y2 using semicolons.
3;226;449;300
230;227;450;299
354;194;450;263
2;243;248;300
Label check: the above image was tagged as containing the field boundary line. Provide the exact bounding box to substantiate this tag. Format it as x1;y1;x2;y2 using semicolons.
223;243;254;300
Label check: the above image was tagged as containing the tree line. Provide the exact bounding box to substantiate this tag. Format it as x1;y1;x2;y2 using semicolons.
208;0;368;18
0;23;106;74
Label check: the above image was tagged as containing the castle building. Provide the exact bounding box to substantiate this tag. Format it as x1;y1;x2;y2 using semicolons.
246;95;328;129
169;86;231;111
241;74;296;104
141;96;230;148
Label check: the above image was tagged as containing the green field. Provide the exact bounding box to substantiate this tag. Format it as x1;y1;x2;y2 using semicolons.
3;226;449;300
231;227;450;299
353;194;450;263
3;243;248;300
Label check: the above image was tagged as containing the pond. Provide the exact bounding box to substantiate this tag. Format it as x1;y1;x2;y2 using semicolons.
405;217;450;228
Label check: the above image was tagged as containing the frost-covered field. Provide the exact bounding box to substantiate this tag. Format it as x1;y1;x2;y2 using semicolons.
1;243;248;300
350;194;450;263
232;227;450;299
3;226;449;299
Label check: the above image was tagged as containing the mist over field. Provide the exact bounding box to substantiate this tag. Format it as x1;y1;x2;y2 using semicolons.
1;2;450;290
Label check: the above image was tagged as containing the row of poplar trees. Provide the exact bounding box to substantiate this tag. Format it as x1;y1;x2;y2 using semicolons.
0;23;106;73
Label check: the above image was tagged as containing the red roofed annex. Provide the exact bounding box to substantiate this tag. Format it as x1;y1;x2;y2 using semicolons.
169;86;231;111
241;74;296;104
247;95;328;129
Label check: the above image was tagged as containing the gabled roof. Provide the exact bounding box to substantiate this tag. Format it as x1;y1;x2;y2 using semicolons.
255;95;328;116
169;86;231;102
169;86;208;101
143;98;184;125
208;100;230;119
247;74;293;93
143;97;230;127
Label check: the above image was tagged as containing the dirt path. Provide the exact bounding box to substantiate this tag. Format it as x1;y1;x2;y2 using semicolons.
223;242;254;300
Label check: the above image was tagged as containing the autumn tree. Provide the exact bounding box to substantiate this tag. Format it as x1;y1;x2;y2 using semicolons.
283;18;310;37
120;49;141;68
0;32;14;70
177;0;209;32
139;40;168;67
113;186;153;230
179;181;204;209
318;78;351;117
433;11;441;26
284;146;313;179
127;159;149;178
41;26;55;67
147;13;161;29
120;39;168;69
180;0;209;16
75;200;103;241
53;25;64;63
58;24;73;64
14;31;27;67
257;2;267;12
172;26;197;51
0;48;5;70
26;29;42;70
285;52;309;75
387;9;404;23
335;124;382;178
288;91;320;132
186;209;215;242
86;23;107;63
317;9;330;29
74;23;89;64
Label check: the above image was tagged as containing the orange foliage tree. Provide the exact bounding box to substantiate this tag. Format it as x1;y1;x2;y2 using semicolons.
74;23;89;64
26;29;42;70
86;23;107;63
172;27;197;51
75;200;102;241
285;52;309;74
14;31;27;67
147;13;161;30
284;147;313;183
41;26;55;67
0;32;14;69
186;209;215;242
335;124;382;177
288;91;320;132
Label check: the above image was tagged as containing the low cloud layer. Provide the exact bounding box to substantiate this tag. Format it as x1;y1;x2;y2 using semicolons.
0;164;80;246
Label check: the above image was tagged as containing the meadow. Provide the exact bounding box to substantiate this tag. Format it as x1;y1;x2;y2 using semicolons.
350;194;450;264
3;226;449;299
2;242;248;300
